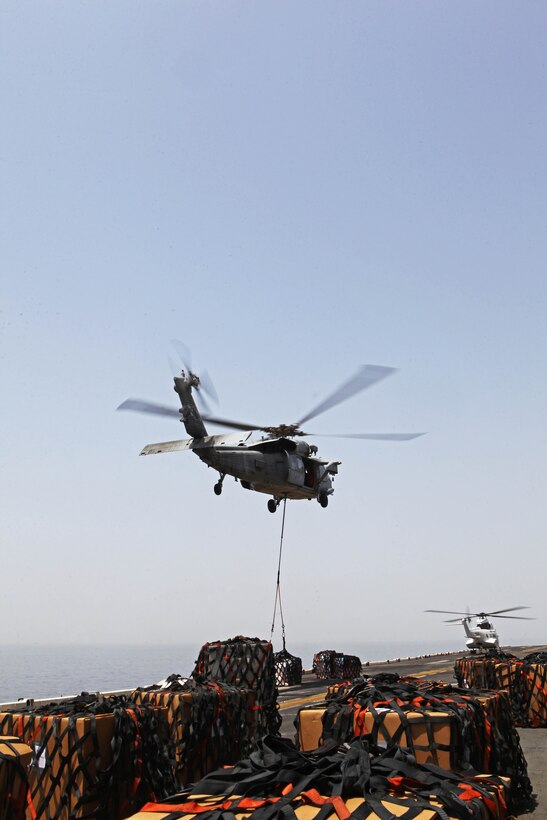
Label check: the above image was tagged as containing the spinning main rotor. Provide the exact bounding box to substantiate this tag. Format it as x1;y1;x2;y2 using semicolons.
119;358;425;443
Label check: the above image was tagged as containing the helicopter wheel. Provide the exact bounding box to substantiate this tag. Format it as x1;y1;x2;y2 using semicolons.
267;499;277;513
214;483;222;495
319;493;329;508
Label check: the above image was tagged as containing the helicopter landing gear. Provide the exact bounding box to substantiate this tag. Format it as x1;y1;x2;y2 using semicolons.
214;474;226;496
319;493;329;508
267;497;281;513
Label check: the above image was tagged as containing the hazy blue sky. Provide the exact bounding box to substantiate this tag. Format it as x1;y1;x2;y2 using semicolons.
1;1;546;654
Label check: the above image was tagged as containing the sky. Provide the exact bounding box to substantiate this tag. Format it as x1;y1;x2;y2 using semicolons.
1;1;546;654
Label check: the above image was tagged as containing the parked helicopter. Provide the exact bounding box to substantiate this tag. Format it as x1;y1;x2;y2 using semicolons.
118;350;424;512
425;607;534;651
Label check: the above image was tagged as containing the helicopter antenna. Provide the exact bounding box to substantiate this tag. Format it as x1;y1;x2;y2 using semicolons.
270;497;288;650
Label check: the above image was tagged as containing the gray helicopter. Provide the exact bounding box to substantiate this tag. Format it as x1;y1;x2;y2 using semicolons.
118;351;424;512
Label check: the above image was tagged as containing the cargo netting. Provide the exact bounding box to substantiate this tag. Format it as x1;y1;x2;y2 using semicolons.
312;651;362;680
296;673;533;808
136;735;512;820
0;694;177;820
192;636;281;736
274;648;302;687
454;655;547;727
133;677;253;786
326;673;414;700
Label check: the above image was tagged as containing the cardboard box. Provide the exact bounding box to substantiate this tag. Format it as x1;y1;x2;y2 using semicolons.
0;707;171;820
0;713;116;820
527;663;547;725
133;688;254;786
0;736;34;820
297;706;455;769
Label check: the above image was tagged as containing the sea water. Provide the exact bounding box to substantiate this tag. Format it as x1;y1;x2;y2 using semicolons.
0;640;463;702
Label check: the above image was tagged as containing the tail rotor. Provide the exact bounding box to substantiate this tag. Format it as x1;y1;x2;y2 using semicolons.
170;340;219;412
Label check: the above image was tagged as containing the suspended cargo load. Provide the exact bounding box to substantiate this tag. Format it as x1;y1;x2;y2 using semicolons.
274;648;302;687
455;656;547;727
0;737;33;820
193;636;281;736
312;650;361;680
132;677;255;786
125;735;512;820
0;695;176;820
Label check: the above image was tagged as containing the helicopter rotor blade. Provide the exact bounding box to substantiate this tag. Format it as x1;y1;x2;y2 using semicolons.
201;413;266;432
296;365;396;427
425;609;472;616
302;432;425;441
487;606;531;616
194;389;211;416
199;369;219;405
117;399;180;418
487;615;535;620
171;339;192;373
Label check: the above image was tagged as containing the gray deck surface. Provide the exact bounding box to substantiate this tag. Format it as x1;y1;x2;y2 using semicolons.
277;647;547;819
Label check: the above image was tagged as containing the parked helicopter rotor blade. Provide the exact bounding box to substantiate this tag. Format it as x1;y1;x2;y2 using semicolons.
302;432;425;441
487;606;531;615
425;609;472;616
201;413;266;432
117;399;180;418
296;365;396;426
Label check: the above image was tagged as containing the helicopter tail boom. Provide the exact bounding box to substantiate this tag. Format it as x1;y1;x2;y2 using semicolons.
173;375;209;438
140;431;254;456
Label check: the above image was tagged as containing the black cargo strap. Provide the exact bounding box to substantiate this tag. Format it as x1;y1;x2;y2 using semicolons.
143;736;511;820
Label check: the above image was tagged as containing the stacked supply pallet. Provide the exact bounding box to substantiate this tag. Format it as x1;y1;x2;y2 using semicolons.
0;695;176;820
312;651;361;680
295;673;532;808
125;735;513;820
455;655;547;727
133;677;254;786
193;636;281;736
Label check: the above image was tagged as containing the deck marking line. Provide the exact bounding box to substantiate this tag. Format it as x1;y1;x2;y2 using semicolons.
279;666;455;710
412;667;452;678
279;691;328;710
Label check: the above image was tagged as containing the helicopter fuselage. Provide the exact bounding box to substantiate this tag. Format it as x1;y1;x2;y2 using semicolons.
463;617;499;650
195;437;339;501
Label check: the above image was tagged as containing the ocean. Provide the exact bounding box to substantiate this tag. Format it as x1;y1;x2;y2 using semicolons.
0;639;463;702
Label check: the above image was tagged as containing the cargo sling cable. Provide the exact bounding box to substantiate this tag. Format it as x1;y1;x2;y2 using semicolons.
270;496;288;651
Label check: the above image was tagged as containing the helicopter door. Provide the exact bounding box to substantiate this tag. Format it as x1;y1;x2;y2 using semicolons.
287;454;305;486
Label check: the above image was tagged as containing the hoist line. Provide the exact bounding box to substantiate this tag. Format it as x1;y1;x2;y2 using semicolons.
270;497;288;649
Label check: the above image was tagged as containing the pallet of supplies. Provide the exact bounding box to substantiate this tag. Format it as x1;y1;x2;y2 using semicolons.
124;735;513;820
133;676;253;786
0;695;176;820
